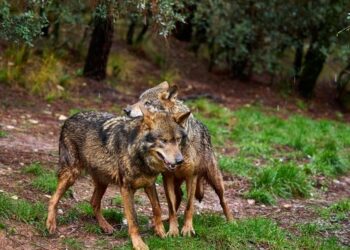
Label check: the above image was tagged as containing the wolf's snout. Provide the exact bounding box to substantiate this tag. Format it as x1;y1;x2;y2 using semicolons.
175;154;184;165
123;106;131;116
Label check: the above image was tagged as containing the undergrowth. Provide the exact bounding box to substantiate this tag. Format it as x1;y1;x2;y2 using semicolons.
187;98;350;204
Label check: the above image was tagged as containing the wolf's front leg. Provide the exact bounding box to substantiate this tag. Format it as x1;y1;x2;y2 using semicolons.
163;174;179;237
144;184;166;238
120;186;149;250
181;175;197;237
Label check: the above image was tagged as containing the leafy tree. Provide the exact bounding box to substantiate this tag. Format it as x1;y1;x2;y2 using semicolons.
0;0;47;46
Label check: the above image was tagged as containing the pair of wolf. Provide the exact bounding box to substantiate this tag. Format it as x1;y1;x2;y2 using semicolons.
46;82;232;250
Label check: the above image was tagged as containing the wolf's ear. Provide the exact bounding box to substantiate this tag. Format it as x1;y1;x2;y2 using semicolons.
174;111;191;127
168;85;178;101
140;105;154;128
158;81;169;89
160;85;178;101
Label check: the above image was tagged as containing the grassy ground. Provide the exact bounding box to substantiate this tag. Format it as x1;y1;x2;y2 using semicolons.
187;99;350;205
0;98;349;249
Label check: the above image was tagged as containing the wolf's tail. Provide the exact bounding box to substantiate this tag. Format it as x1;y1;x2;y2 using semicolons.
195;175;205;202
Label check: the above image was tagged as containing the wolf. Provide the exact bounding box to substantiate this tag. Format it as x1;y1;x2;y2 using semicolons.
46;108;190;250
124;82;233;237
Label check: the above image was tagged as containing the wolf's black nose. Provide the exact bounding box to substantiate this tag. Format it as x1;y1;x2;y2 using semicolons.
175;156;184;165
123;107;131;116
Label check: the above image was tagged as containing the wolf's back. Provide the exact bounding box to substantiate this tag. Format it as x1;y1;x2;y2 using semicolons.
58;111;115;169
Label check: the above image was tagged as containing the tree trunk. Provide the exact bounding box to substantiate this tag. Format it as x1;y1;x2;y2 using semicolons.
135;18;149;44
126;17;136;45
293;41;303;79
173;21;192;42
83;11;114;80
39;7;50;37
298;37;328;98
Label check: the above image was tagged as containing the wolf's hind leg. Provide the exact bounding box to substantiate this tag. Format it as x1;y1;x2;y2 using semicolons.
91;180;114;234
46;168;79;234
207;164;233;221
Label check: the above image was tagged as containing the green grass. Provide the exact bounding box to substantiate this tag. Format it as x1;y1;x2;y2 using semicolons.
23;162;71;196
68;108;82;116
0;193;47;234
59;201;123;227
247;162;312;204
31;172;58;194
23;162;44;176
0;130;7;138
187;98;350;204
119;214;346;249
61;237;84;250
318;199;350;222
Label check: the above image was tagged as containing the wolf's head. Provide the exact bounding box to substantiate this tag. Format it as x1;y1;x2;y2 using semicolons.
137;106;190;172
124;81;187;118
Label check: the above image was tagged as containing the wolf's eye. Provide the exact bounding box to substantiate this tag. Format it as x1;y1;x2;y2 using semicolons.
161;139;167;144
144;101;152;106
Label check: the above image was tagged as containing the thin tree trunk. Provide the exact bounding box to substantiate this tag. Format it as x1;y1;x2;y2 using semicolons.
135;17;149;44
126;17;136;45
298;37;328;98
293;41;303;79
39;7;50;37
83;8;114;80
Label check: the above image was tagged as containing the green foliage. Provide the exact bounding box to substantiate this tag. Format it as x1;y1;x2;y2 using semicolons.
191;0;350;85
27;51;71;100
107;53;136;81
0;1;47;45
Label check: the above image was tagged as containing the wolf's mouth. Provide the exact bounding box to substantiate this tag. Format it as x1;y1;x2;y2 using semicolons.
156;152;176;170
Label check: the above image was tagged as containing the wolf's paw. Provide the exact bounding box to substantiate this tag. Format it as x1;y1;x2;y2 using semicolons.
154;224;166;238
46;217;57;234
132;238;149;250
100;222;114;234
181;224;195;237
166;226;179;237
